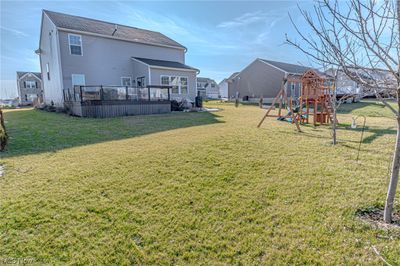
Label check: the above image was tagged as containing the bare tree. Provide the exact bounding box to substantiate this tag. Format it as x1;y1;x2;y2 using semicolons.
286;0;400;223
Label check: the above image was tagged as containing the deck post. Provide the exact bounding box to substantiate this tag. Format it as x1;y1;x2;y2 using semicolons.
167;88;170;101
148;87;151;101
125;86;129;100
80;86;83;103
100;85;104;101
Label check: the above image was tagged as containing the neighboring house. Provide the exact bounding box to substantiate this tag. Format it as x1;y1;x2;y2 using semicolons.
36;10;199;108
325;68;397;100
16;72;43;106
218;79;229;99
228;59;311;103
325;69;362;102
196;77;219;99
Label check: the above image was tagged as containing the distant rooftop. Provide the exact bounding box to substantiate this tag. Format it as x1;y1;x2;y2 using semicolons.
43;10;185;49
17;71;42;79
259;59;312;74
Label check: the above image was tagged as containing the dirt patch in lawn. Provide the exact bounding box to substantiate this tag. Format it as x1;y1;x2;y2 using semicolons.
357;207;400;230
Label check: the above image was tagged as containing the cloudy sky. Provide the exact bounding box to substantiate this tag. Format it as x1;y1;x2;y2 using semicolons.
0;0;314;98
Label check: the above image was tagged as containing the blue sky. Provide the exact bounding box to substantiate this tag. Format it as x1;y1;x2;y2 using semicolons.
0;0;314;98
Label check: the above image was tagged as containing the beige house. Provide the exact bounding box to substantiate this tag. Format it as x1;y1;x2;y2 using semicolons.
228;59;311;103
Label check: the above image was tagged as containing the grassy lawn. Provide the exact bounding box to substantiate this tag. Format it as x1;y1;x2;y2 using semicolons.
1;101;399;264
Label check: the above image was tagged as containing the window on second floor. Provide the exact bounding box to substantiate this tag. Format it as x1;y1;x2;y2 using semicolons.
25;80;37;88
68;34;82;56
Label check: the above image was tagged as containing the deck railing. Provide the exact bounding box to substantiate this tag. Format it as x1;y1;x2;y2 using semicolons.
63;85;172;103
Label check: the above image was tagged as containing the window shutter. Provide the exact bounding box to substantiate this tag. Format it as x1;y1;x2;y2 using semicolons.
35;81;38;88
24;81;26;88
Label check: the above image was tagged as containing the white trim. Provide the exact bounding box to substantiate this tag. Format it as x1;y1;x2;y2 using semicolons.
136;76;146;88
148;68;152;86
120;76;132;86
18;72;42;82
150;65;198;73
159;75;188;95
68;33;83;56
58;27;186;51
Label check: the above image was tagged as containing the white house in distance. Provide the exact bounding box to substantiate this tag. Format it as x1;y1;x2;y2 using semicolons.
36;10;199;107
219;72;239;99
196;77;219;99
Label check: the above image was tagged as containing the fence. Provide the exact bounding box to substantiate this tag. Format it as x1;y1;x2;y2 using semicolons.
63;85;171;103
63;85;172;118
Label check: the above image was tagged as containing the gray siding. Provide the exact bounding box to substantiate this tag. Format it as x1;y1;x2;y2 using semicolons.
228;59;302;102
58;30;185;91
229;59;285;99
150;68;197;101
132;60;149;87
17;75;43;105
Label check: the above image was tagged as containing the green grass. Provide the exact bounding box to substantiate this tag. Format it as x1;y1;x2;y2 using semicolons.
1;102;399;264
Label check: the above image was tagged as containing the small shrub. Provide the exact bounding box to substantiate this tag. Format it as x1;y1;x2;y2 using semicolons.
0;109;8;151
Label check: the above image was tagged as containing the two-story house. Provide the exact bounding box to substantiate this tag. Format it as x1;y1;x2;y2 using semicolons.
196;77;219;99
16;71;43;106
36;10;199;108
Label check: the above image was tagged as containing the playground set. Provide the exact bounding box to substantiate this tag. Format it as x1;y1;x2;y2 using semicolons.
257;69;336;131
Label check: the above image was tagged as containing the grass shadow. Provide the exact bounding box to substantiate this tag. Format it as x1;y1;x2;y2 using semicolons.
1;109;224;158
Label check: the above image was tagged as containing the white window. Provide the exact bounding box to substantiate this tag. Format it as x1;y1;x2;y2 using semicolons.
68;34;82;56
161;76;169;86
121;77;131;86
46;63;50;80
180;77;188;94
137;76;145;88
71;74;85;87
160;75;188;94
25;80;36;88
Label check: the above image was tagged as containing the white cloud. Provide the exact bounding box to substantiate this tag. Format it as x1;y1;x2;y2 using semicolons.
0;26;28;37
217;11;271;28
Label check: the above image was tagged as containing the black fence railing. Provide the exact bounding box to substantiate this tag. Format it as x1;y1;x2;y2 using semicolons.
63;85;172;102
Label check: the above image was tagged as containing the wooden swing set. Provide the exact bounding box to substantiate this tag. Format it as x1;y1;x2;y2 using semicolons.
257;69;335;131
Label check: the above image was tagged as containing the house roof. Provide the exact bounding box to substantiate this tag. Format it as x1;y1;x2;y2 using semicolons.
43;10;185;49
132;57;199;72
17;72;42;80
258;59;311;74
197;77;209;82
227;72;239;80
197;77;217;83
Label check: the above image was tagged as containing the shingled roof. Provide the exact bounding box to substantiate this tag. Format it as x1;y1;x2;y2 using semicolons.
43;10;185;49
258;59;312;74
132;57;198;72
17;72;42;80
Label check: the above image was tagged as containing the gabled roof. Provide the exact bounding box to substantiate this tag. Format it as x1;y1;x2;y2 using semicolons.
132;57;199;72
227;72;239;80
17;71;42;80
258;59;311;74
197;77;217;83
43;10;185;50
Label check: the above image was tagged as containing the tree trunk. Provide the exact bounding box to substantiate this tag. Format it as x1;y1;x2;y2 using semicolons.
332;107;337;145
384;116;400;223
383;0;400;224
